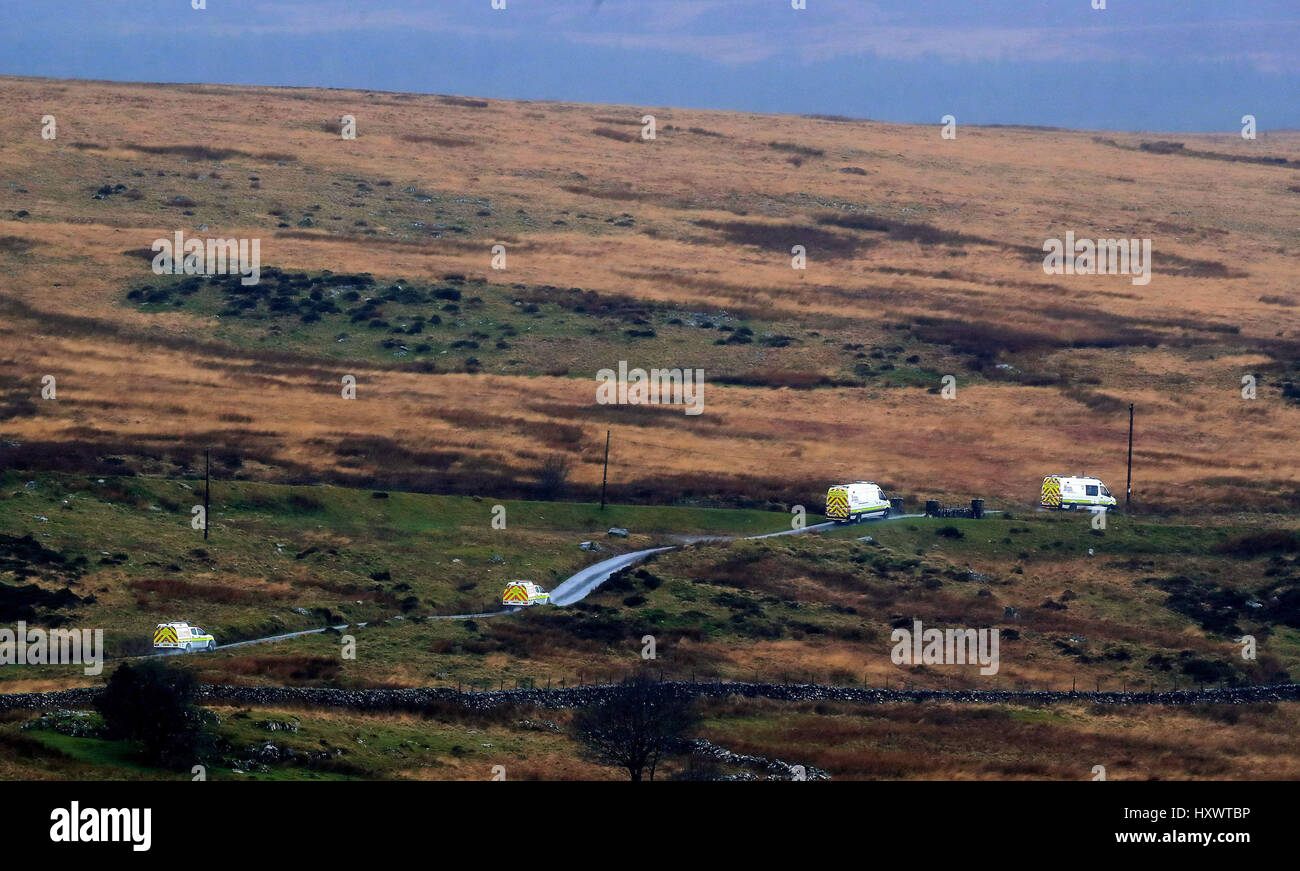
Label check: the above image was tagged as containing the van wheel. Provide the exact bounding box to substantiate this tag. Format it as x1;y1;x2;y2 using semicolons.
206;641;215;652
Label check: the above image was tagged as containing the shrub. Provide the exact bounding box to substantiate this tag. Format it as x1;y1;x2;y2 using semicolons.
593;127;638;143
768;141;824;158
694;218;867;258
537;454;572;500
96;661;213;768
127;143;246;161
439;96;489;108
1212;530;1300;557
286;491;325;513
400;133;474;147
0;236;36;254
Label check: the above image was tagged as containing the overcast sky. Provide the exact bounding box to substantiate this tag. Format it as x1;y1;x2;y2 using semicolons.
1;0;1296;132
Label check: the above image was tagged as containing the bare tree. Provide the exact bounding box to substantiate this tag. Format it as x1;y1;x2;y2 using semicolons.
537;453;572;500
572;675;697;781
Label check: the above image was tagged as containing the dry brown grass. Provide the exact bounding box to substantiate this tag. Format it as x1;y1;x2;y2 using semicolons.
701;697;1300;780
0;75;1296;510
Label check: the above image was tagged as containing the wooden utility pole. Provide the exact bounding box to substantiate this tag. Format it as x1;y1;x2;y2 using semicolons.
204;449;211;540
600;430;610;510
1125;403;1134;510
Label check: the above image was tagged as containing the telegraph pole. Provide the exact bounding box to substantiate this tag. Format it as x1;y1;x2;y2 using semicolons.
1125;403;1134;511
204;449;211;540
600;430;610;511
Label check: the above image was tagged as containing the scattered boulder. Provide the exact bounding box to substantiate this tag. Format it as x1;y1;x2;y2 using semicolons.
255;716;300;733
21;709;102;738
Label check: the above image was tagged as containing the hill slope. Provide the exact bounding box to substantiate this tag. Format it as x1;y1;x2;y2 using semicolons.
1;75;1298;512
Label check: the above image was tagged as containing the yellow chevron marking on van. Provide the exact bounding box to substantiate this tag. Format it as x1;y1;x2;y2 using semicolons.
826;490;849;518
1041;477;1062;508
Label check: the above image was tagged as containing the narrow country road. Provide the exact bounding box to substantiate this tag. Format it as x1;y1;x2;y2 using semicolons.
157;511;918;657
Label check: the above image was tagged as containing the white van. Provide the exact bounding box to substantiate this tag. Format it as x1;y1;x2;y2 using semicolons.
825;481;891;523
502;581;550;607
1040;475;1117;511
153;622;216;652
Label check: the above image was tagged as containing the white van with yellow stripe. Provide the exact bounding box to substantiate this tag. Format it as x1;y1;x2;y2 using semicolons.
1040;475;1116;511
153;622;216;652
502;581;550;607
825;481;891;523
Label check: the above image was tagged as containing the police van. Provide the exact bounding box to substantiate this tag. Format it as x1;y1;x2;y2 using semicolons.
502;581;550;607
1040;475;1117;511
825;481;891;523
153;622;216;652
